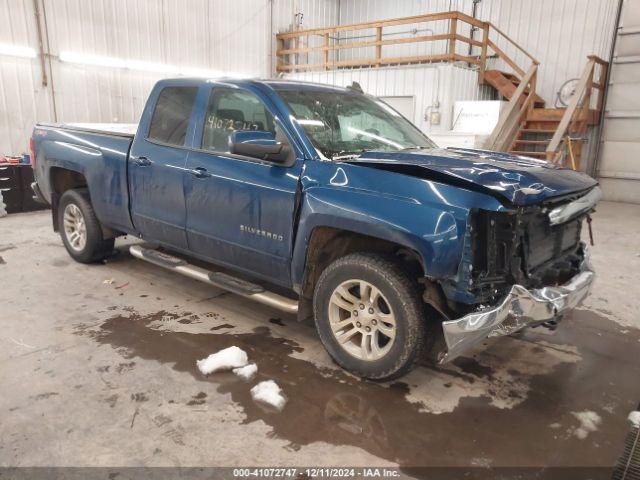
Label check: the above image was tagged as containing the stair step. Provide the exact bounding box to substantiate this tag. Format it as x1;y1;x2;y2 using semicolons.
520;128;556;134
129;245;299;313
484;70;546;107
514;139;550;144
510;150;548;157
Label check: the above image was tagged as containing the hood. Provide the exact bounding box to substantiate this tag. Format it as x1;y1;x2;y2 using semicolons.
345;147;598;206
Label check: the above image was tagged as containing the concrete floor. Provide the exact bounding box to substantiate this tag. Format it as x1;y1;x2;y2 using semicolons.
1;201;639;476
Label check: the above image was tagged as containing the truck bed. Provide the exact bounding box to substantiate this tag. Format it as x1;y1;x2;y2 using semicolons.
32;123;136;234
37;122;138;137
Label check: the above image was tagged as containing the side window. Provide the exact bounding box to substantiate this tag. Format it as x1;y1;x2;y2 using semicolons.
202;87;276;153
148;86;198;146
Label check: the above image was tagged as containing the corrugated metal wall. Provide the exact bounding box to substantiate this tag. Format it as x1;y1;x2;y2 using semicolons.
285;64;495;133
0;0;338;156
0;0;619;157
334;0;619;105
597;0;640;204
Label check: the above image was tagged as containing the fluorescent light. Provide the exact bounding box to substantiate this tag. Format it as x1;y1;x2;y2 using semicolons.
59;50;250;79
59;51;125;69
0;43;37;59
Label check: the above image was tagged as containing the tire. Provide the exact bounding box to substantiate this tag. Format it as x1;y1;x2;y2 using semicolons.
58;189;114;263
313;253;427;381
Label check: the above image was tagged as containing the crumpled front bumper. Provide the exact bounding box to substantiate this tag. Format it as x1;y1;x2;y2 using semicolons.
440;251;595;363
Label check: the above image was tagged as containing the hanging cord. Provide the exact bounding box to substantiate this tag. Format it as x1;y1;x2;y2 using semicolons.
586;214;595;246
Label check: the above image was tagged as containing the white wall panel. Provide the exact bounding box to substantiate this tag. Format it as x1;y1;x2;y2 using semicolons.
0;0;620;157
335;0;619;106
285;63;494;134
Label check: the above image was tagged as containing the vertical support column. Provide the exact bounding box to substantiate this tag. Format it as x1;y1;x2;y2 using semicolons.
448;16;458;61
577;69;594;170
32;0;48;87
528;68;537;117
479;23;489;84
596;61;609;114
375;26;382;66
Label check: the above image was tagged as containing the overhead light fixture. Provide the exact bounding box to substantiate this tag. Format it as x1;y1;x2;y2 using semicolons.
0;43;37;59
59;50;250;79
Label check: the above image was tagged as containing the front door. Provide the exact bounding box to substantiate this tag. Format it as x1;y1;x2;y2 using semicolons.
183;86;302;287
129;85;198;249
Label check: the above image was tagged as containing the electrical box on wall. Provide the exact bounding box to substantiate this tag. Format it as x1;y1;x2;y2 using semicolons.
429;109;441;125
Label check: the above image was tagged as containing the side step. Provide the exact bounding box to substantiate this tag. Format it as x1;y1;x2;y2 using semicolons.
129;245;298;314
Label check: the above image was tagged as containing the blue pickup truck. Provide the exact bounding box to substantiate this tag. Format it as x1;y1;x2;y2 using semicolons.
30;78;600;380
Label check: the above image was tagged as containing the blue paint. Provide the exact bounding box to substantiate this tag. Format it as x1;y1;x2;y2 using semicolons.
31;78;598;301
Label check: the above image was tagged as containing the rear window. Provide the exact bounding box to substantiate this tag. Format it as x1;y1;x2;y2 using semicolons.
148;86;198;146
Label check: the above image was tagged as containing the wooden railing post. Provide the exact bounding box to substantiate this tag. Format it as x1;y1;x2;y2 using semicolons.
375;26;382;66
274;11;538;74
276;37;285;73
478;22;489;84
546;59;596;162
528;67;537;117
593;57;609;113
448;16;457;60
324;33;330;70
485;64;537;151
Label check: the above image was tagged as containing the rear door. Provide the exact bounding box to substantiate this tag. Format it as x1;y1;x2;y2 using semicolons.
183;85;303;287
129;85;198;248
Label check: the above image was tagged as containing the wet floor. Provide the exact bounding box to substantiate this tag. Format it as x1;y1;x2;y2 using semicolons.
76;307;640;471
2;207;640;474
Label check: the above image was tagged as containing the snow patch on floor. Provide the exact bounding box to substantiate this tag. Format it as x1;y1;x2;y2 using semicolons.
197;346;248;375
571;410;602;439
251;380;286;411
628;411;640;427
233;363;257;380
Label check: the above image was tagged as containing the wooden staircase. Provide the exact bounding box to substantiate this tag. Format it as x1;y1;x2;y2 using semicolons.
275;11;608;169
484;70;546;108
483;57;608;169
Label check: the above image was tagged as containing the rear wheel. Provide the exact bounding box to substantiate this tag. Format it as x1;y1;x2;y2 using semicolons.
313;253;427;380
58;189;114;263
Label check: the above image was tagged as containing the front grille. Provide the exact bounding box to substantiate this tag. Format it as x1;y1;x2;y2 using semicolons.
612;423;640;480
468;205;585;299
525;213;581;270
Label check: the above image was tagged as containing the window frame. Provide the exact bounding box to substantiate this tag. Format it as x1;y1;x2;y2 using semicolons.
190;84;299;167
146;85;199;147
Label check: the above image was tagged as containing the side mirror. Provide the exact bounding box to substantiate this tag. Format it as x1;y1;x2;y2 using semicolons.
229;130;292;164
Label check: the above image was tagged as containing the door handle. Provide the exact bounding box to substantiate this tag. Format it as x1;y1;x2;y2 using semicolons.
133;156;152;166
190;167;211;178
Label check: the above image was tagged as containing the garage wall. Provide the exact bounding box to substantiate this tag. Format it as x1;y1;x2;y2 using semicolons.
285;63;495;134
334;0;619;106
0;0;620;158
597;0;640;204
0;0;338;157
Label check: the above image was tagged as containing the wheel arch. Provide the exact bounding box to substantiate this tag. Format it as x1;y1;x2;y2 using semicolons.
299;226;427;300
49;167;88;232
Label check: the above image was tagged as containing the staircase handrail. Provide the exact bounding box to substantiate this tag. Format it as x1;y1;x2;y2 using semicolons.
276;10;537;82
546;56;608;163
484;64;538;151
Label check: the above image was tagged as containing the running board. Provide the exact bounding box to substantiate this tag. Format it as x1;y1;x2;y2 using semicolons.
129;245;298;314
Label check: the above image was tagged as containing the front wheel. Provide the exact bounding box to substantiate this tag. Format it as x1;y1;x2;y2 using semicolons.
313;253;427;380
58;189;114;263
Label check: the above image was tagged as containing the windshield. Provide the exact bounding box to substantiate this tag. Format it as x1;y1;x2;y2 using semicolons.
275;88;436;160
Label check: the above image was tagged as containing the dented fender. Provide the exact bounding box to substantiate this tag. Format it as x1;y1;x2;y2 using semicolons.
291;161;507;288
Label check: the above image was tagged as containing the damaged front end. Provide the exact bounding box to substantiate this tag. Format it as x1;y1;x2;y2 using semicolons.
437;187;600;363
